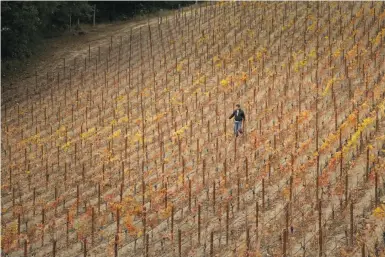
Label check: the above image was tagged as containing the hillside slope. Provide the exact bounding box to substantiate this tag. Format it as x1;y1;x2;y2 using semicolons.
2;2;385;256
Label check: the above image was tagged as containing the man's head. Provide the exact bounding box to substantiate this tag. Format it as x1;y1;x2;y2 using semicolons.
236;104;240;109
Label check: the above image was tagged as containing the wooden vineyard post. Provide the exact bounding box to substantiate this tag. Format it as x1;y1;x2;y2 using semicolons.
54;187;58;215
82;163;85;182
340;129;343;178
17;214;20;247
182;158;185;185
177;136;181;162
318;200;322;257
246;226;250;253
283;229;287;257
41;208;45;246
190;122;193;139
226;203;229;245
202;159;206;186
83;238;87;257
33;188;36;215
77;185;80;215
125;136;128;160
210;231;214;257
142;178;145;206
197;139;200;162
345;174;349;205
234;136;237;159
45;161;49;188
285;203;290;241
64;163;67;189
213;181;216;212
366;147;370;179
216;137;219;162
316;169;320;203
289;176;293;203
224;160;227;186
115;234;119;257
375;171;378;206
171;206;174;241
24;240;27;257
75;143;78;166
178;229;182;257
245;157;248;183
165;183;168;209
237;177;240;211
92;207;95;246
198;205;201;244
12;187;15;207
350;202;354;246
207;121;210;141
188;179;192;211
53;240;56;257
295;116;299;148
256;201;259;241
66;209;69;247
262;178;265;211
143;207;147;248
116;207;120;235
57;146;60;169
120;183;123;202
9;167;12;189
98;183;101;213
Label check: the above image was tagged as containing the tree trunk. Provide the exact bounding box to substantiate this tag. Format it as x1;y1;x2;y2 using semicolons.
93;5;96;26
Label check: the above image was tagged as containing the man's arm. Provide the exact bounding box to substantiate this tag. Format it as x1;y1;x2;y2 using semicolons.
229;111;235;119
241;111;245;120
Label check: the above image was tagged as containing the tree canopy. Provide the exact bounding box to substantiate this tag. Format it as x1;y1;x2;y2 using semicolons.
1;1;192;60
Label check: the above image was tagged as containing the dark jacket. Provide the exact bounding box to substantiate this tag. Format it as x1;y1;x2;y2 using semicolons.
229;109;245;121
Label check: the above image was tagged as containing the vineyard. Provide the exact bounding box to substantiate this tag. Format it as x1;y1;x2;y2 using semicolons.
2;1;385;256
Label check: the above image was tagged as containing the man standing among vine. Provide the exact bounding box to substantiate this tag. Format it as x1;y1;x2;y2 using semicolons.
229;104;245;137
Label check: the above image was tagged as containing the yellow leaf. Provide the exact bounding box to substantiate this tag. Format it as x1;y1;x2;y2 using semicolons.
282;187;290;200
81;128;96;139
178;175;183;185
333;48;341;58
308;49;316;58
220;79;229;87
176;64;183;72
110;129;121;139
116;95;125;102
133;132;143;143
119;116;129;123
61;141;71;152
373;205;385;218
322;77;337;97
